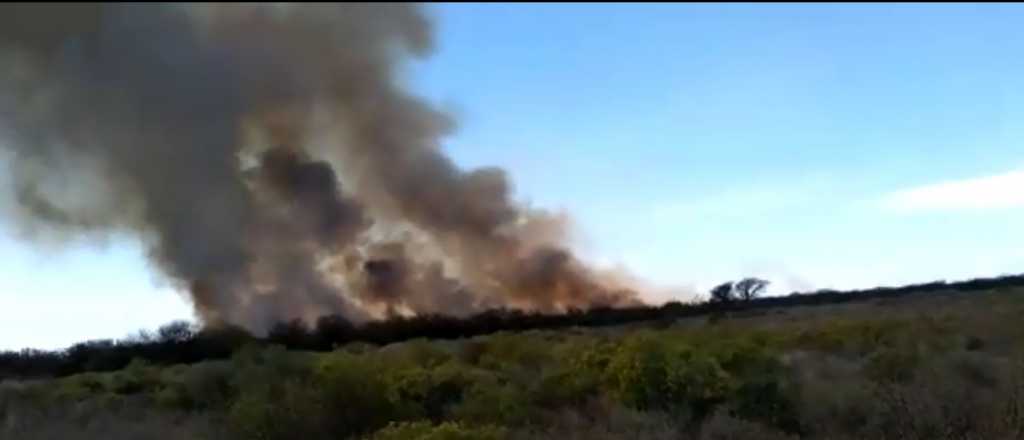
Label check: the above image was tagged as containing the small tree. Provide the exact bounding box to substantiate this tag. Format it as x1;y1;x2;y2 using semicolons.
157;320;196;344
735;277;770;302
315;315;355;350
709;282;736;304
267;319;315;349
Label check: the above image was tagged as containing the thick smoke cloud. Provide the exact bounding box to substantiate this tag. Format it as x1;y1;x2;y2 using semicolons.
0;3;639;333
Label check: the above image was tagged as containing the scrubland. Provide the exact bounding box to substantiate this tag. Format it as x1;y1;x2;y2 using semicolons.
3;286;1024;440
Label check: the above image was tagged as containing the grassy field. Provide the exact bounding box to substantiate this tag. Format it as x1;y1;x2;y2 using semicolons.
3;286;1024;439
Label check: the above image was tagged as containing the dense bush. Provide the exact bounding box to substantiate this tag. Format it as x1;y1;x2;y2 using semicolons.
4;274;1022;381
3;283;1024;439
366;421;507;440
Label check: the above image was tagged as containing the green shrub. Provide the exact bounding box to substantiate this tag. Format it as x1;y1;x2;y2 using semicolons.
384;362;479;421
729;376;801;434
384;339;454;368
153;383;191;409
532;339;613;408
226;348;402;440
52;373;106;402
339;341;379;355
698;409;797;440
108;358;161;395
604;336;677;410
665;350;735;420
533;368;597;409
179;360;234;409
713;342;801;433
865;347;922;384
604;336;734;419
457;339;488;365
313;352;408;436
796;361;874;438
478;333;554;375
366;421;507;440
450;380;530;425
227;378;327;440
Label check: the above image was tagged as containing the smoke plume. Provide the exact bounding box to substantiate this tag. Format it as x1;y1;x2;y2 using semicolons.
0;3;639;333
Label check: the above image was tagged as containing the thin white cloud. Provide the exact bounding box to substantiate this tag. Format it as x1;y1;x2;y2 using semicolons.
881;168;1024;213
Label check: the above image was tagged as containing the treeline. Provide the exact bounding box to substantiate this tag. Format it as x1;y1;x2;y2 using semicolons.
3;273;1023;380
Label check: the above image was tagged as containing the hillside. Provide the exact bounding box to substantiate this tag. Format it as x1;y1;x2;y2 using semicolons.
2;282;1024;439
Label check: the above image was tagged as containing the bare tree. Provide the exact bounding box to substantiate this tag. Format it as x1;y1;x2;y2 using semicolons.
709;282;736;304
734;277;770;301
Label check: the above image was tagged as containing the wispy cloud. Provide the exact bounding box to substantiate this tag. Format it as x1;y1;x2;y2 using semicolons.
881;168;1024;213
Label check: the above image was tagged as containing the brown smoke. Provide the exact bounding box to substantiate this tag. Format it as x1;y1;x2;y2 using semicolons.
0;3;639;333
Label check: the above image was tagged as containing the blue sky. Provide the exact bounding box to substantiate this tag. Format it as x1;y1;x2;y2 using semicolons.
3;4;1024;350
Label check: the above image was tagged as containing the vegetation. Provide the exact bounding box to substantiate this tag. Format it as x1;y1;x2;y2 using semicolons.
3;274;1022;382
2;275;1024;439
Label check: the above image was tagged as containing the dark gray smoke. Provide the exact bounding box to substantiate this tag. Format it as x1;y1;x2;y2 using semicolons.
0;3;639;333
